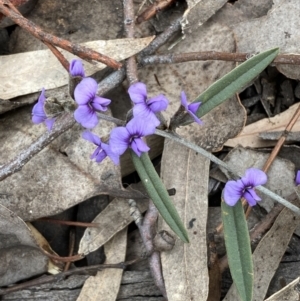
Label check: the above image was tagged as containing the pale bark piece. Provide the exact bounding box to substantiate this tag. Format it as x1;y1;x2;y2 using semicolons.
159;139;209;300
221;146;296;212
139;21;245;152
233;0;273;18
77;228;127;301
79;185;149;255
265;277;300;301
0;37;154;100
225;103;300;149
0;107;127;221
232;0;300;79
224;195;300;301
182;0;227;34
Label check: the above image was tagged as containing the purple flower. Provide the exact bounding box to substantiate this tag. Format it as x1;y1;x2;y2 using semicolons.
180;91;203;125
129;82;168;127
223;168;267;207
82;131;119;165
69;59;85;77
74;77;111;129
295;171;300;185
32;88;55;131
109;117;156;157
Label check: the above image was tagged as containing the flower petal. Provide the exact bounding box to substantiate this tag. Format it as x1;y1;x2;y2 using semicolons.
187;110;203;125
223;179;244;206
243;168;267;187
133;105;160;127
147;95;169;112
94;149;107;163
128;82;147;104
102;143;120;165
90;146;102;160
296;170;300;186
244;188;261;206
180;91;188;109
74;77;97;105
32;89;47;123
74;105;98;129
82;131;101;146
69;59;85;77
109;127;130;155
131;138;150;157
45;118;55;131
126;117;156;137
92;96;111;111
188;102;201;114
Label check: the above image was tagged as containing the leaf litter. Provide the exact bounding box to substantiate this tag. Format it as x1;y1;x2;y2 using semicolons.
1;0;300;300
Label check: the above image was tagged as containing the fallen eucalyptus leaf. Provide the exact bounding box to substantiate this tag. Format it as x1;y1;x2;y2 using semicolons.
158;139;209;300
79;184;148;255
225;103;300;148
0;37;154;100
77;228;127;301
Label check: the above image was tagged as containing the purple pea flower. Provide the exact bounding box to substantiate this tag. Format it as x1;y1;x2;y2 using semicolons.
82;131;119;165
223;168;267;207
74;77;111;129
32;88;55;131
295;171;300;185
69;59;85;77
180;91;203;125
109;117;156;157
128;82;169;127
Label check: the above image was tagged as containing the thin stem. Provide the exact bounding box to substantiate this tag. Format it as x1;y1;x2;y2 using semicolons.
155;129;300;216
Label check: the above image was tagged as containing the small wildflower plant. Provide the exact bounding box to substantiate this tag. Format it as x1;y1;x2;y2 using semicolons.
32;49;282;301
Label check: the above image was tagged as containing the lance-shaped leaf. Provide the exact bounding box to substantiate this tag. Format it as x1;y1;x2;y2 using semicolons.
131;151;189;243
180;48;279;126
221;199;253;301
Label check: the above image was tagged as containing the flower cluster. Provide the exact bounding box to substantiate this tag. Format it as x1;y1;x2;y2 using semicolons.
32;59;203;164
223;168;267;207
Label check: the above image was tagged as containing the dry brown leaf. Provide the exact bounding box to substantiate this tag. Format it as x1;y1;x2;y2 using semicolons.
225;103;300;148
221;147;296;212
0;107;141;221
0;204;49;286
0;37;154;100
158;139;209;300
181;0;227;34
232;0;300;79
77;228;127;301
224;193;300;301
79;184;148;255
139;19;245;151
265;277;300;301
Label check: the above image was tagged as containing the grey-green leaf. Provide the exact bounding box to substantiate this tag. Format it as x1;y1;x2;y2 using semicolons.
195;48;279;120
221;200;253;301
131;151;189;243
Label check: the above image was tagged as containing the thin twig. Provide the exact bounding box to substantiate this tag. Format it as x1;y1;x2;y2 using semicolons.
43;41;70;71
36;218;100;228
136;0;175;24
129;199;167;299
0;258;142;296
64;229;75;271
124;0;138;84
0;0;121;69
245;103;300;218
0;113;75;181
139;51;300;66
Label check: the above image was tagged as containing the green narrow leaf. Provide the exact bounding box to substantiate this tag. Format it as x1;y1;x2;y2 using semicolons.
131;151;189;243
221;200;253;301
194;48;279;120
